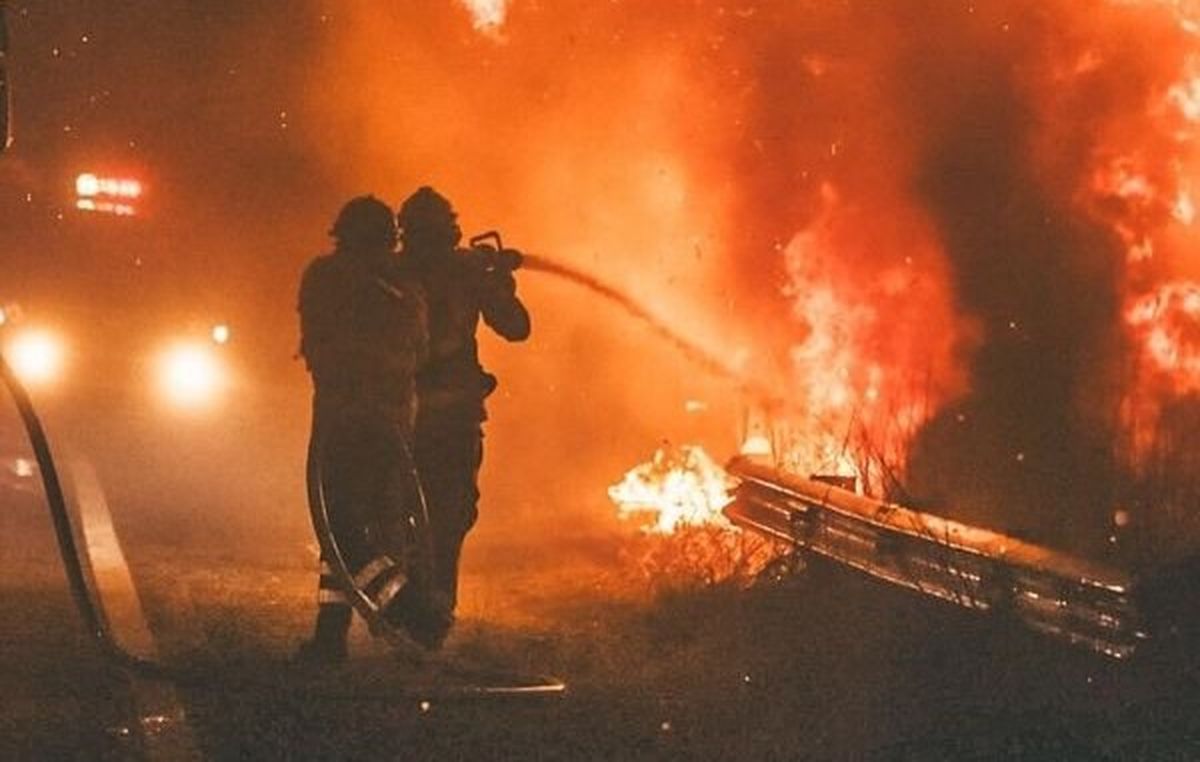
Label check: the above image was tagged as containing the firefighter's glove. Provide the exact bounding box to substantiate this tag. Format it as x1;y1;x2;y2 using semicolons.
482;267;518;297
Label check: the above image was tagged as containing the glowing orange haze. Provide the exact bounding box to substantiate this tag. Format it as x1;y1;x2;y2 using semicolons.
300;2;966;473
299;1;1200;539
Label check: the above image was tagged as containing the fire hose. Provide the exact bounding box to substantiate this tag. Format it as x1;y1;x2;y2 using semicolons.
304;418;435;661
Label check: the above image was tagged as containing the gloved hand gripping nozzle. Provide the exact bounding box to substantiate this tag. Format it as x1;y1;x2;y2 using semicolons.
467;230;523;272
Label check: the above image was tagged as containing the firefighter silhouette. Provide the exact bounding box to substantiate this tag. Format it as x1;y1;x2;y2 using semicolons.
297;195;444;662
397;187;531;643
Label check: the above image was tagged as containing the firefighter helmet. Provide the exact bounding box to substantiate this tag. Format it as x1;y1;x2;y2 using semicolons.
397;186;457;234
329;195;397;249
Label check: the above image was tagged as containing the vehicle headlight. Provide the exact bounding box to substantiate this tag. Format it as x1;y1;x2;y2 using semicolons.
5;328;66;387
157;342;225;409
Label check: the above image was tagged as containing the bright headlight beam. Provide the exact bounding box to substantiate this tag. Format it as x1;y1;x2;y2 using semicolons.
158;342;224;408
5;329;65;387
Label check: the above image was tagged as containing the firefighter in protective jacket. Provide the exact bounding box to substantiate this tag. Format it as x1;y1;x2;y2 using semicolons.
397;187;531;641
297;195;440;662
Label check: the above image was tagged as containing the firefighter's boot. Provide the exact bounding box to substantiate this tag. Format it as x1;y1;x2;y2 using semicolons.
384;585;454;651
295;604;351;665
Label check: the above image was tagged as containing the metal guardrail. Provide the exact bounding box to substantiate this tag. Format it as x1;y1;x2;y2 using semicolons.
0;352;163;670
724;456;1145;659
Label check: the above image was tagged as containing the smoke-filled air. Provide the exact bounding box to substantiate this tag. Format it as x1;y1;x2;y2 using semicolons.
7;3;1200;757
294;0;1200;558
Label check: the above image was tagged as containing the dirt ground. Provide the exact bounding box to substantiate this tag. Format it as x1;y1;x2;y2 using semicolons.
4;496;1200;760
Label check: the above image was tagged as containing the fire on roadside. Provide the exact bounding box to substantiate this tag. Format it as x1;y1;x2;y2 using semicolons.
608;442;794;588
319;0;1200;553
608;443;736;535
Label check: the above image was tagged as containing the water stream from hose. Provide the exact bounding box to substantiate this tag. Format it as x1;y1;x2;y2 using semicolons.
521;254;783;408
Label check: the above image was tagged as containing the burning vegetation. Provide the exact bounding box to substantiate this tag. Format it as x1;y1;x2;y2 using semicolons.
608;444;735;535
587;0;1200;565
608;443;783;587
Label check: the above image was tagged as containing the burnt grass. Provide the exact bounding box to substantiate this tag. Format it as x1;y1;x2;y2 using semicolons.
113;533;1200;761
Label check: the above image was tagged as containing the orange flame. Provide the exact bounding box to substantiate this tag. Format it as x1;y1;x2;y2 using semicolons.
608;444;736;534
1071;0;1200;458
1128;282;1200;392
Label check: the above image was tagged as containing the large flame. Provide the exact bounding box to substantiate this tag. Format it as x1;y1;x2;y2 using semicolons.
1066;1;1200;477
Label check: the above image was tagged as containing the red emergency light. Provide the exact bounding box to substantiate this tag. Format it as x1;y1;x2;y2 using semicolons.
74;173;143;216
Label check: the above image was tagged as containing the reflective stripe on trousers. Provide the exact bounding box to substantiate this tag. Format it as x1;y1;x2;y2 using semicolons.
319;556;409;613
317;559;349;606
356;554;409;612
